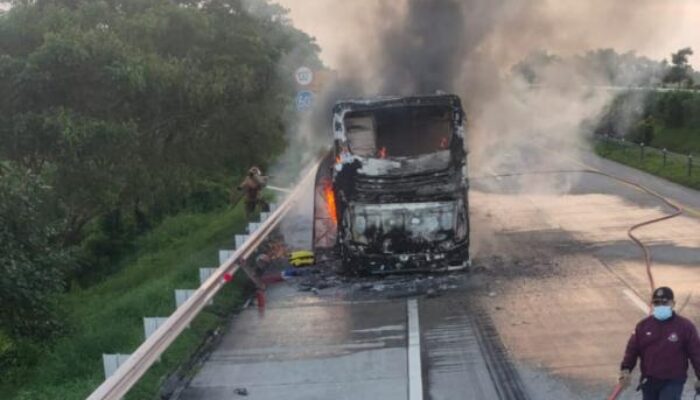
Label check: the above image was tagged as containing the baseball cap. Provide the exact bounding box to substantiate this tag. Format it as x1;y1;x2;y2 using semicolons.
652;287;674;302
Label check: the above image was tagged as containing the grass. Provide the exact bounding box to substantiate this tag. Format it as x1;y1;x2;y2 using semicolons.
2;204;253;400
650;124;700;155
595;141;700;191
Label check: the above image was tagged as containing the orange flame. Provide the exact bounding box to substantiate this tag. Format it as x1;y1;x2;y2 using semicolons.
324;183;338;225
378;147;387;159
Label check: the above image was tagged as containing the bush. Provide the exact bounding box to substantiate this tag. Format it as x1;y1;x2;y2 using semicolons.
627;117;656;145
0;165;70;341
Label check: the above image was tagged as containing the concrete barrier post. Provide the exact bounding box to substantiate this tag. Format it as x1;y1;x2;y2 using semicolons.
143;317;169;340
199;268;217;305
103;353;131;380
175;289;196;308
219;250;234;265
247;222;260;234
235;235;249;249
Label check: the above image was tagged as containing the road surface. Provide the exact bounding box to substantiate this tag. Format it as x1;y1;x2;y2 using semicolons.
179;140;700;399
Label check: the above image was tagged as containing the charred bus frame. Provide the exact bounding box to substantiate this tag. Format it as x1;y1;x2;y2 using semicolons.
313;94;469;274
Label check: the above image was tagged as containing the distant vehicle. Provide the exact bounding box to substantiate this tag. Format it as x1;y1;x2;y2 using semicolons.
313;94;470;274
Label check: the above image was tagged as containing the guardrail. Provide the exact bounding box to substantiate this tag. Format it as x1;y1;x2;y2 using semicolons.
596;136;700;189
87;158;322;400
597;136;699;176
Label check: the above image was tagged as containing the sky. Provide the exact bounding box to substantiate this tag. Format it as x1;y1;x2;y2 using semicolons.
276;0;700;70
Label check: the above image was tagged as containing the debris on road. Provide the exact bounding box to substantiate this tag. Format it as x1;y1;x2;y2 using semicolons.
283;268;470;300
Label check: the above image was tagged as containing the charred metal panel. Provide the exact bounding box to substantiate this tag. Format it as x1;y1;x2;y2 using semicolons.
324;94;469;274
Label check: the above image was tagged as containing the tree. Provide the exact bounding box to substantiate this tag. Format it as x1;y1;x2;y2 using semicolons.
664;47;694;87
627;117;655;145
0;0;321;336
0;164;68;340
0;0;320;248
511;50;561;84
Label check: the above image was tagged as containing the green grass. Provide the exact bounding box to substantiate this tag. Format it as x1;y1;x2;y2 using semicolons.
2;204;253;400
650;124;700;155
595;141;700;190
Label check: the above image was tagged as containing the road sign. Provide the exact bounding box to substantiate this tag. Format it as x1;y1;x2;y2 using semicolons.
295;90;314;112
295;67;313;86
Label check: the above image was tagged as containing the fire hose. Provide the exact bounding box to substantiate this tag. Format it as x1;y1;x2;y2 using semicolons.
475;168;686;400
564;170;683;400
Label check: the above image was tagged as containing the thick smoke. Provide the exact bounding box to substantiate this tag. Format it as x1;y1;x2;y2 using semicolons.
274;0;694;251
378;0;467;94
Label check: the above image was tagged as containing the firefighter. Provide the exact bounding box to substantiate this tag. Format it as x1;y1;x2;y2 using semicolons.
618;286;700;399
236;166;270;218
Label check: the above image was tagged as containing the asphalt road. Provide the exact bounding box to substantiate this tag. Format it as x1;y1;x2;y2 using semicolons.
179;141;700;400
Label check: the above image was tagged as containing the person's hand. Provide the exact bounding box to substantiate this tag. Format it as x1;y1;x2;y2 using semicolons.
618;369;632;389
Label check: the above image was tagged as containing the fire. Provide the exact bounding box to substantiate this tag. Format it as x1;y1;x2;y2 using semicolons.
378;146;387;158
324;183;338;225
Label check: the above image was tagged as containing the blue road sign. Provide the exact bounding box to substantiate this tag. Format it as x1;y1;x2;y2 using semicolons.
295;90;314;112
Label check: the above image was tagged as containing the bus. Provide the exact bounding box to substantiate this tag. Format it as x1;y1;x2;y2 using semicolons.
313;94;469;274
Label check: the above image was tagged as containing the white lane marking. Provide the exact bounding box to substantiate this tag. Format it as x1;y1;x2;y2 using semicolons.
353;324;405;333
407;299;423;400
623;289;650;315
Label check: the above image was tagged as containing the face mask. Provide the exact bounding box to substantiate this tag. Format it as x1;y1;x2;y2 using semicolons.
653;305;673;321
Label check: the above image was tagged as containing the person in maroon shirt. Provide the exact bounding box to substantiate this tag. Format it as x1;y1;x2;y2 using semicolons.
618;287;700;399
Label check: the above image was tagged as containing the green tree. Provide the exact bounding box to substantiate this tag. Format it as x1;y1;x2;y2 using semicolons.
0;0;319;250
0;0;321;337
0;164;68;341
664;47;694;87
627;117;655;145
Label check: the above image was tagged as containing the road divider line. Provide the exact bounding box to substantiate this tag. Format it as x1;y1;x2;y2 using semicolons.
407;299;423;400
623;289;650;315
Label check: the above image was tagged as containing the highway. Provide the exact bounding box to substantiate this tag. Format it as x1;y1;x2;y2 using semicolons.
177;141;700;400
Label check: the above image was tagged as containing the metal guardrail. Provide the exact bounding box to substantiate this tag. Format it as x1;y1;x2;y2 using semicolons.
86;159;322;400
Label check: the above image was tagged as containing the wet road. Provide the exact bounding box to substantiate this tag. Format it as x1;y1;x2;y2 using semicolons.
180;142;700;399
181;293;409;399
471;140;700;399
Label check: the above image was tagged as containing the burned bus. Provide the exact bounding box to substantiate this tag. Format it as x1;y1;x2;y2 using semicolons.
313;94;469;274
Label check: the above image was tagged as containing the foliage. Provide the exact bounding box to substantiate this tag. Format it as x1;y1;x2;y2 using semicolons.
1;204;253;399
0;0;318;252
511;50;561;84
0;164;68;341
0;0;319;341
596;89;700;150
0;1;318;395
512;48;666;87
595;141;700;191
627;117;655;145
664;47;694;88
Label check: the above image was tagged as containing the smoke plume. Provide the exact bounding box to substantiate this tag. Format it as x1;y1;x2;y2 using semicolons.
273;0;695;251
